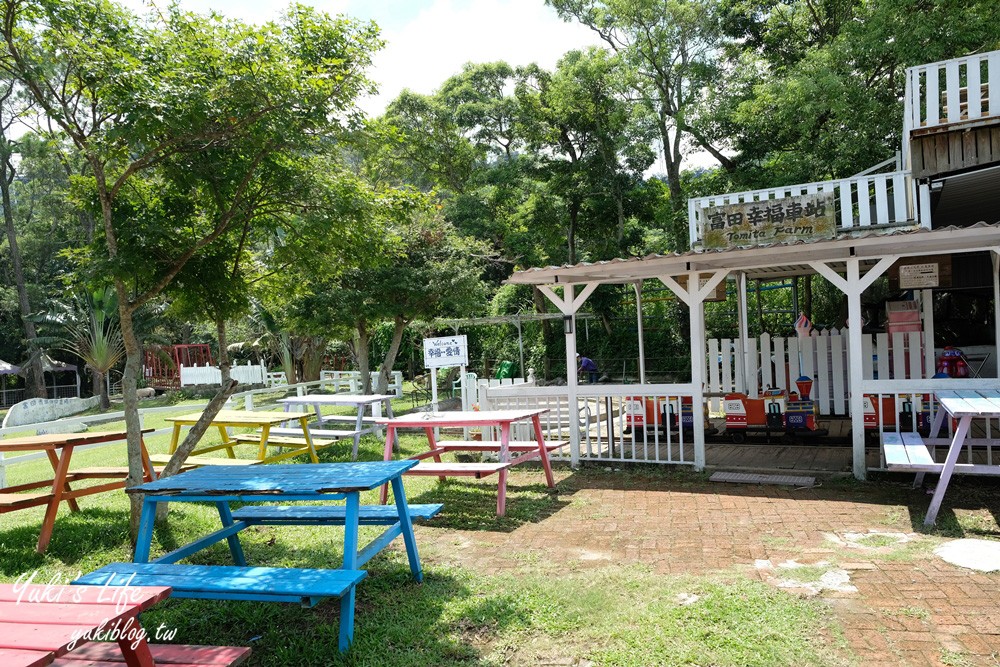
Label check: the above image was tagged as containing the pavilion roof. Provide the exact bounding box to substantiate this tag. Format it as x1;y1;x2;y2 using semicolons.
506;222;1000;286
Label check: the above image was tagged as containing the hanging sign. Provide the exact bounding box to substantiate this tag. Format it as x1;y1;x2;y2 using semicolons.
422;335;469;369
899;263;939;289
888;255;952;291
700;192;837;250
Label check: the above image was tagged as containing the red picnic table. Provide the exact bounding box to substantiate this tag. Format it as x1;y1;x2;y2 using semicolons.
376;408;566;516
0;583;250;666
0;430;155;553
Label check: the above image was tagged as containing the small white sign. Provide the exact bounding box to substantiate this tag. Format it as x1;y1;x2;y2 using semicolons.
423;335;469;369
899;263;939;289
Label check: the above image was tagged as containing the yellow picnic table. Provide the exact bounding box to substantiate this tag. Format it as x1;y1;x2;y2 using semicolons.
165;410;321;464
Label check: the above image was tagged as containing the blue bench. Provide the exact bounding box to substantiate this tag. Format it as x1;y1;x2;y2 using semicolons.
75;563;366;651
231;502;444;526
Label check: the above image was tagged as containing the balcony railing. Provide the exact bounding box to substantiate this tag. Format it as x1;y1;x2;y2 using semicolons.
687;169;917;247
904;51;1000;137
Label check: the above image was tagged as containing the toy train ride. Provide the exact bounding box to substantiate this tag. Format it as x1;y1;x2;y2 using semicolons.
622;381;934;445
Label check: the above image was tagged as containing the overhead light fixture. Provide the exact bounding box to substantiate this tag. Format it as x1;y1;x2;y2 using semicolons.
929;180;944;192
563;316;573;335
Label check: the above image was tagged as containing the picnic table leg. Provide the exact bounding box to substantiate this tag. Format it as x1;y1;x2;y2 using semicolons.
497;422;511;517
380;426;396;505
390;475;423;583
217;425;236;459
216;502;247;566
924;415;972;526
44;449;81;512
117;628;155;667
339;492;360;652
168;424;182;454
257;424;273;461
133;498;158;563
424;427;446;483
300;416;319;463
532;415;555;488
139;436;156;482
37;445;76;553
351;408;364;461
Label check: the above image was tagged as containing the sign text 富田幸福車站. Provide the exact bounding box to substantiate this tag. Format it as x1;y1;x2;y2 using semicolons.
700;192;837;250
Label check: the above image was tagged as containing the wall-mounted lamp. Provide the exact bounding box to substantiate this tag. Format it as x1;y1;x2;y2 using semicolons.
563;315;573;335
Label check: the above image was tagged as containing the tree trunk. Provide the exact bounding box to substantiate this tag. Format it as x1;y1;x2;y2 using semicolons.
567;198;579;265
803;275;813;320
115;283;146;548
377;315;407;394
93;370;110;411
0;136;45;398
217;318;231;384
352;321;371;394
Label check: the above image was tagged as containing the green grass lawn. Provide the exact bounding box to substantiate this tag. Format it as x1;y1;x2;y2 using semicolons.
0;400;852;666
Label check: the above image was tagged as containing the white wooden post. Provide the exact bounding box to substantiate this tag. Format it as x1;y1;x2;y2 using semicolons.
659;270;728;470
634;281;646;383
811;256;895;479
922;288;935;379
737;272;750;394
539;282;599;468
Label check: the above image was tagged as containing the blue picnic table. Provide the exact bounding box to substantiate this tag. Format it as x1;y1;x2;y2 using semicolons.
75;461;441;652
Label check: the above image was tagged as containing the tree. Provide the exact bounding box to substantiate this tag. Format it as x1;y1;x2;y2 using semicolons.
547;0;732;246
0;0;382;538
32;287;124;410
0;81;45;396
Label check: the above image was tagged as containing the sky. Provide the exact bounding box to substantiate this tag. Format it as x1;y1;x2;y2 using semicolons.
121;0;605;116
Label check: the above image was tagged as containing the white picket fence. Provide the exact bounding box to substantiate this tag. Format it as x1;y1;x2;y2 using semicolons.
707;328;929;415
317;370;404;398
179;362;267;386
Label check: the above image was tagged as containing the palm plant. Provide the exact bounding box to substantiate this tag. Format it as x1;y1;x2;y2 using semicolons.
32;287;125;410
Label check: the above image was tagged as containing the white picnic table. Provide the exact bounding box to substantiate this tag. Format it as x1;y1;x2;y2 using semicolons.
923;389;1000;525
278;394;395;460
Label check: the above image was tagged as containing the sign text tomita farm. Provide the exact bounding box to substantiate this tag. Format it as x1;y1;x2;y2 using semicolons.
700;192;837;249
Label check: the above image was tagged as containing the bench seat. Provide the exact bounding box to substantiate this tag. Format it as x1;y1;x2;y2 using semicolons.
53;643;251;666
267;427;357;439
405;462;512;479
75;562;367;652
883;432;940;471
230;434;333;447
0;492;53;510
434;440;568;453
148;454;260;467
232;503;443;526
75;562;366;607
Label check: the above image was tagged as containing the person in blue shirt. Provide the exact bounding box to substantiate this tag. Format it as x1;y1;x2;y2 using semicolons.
577;353;599;383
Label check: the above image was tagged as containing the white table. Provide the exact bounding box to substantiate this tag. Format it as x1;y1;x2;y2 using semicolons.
924;389;1000;525
278;394;395;460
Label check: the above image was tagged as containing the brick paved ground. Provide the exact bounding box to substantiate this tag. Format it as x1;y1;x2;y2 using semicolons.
410;465;1000;667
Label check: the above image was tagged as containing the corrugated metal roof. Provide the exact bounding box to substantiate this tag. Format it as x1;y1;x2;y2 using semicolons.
506;222;1000;285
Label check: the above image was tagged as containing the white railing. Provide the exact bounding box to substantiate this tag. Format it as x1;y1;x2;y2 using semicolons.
861;379;1000;472
905;51;1000;136
319;370;404;397
483;383;698;466
707;329;934;416
179;362;267;386
688;170;916;246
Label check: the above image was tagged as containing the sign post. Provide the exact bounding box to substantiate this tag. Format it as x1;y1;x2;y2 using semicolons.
422;335;470;437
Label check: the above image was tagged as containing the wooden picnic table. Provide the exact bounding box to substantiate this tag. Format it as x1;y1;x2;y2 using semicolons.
376;409;562;516
278;393;396;460
0;583;250;667
76;461;438;651
0;429;154;553
164;409;320;464
923;389;1000;525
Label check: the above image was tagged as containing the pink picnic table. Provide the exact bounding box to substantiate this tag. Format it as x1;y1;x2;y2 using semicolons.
376;409;558;516
0;583;250;666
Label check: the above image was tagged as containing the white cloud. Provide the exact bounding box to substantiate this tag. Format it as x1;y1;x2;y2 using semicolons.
360;0;603;115
120;0;603;117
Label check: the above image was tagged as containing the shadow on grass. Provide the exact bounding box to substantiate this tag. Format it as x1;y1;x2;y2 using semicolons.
405;477;572;533
0;507;134;574
140;562;525;667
